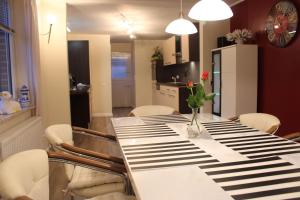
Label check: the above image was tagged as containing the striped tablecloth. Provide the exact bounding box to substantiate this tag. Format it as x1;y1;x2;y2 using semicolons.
111;114;300;200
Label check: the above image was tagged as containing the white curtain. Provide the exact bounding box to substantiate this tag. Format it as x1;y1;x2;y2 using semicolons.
23;0;41;115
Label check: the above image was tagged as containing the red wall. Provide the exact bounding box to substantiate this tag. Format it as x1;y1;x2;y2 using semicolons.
231;0;300;136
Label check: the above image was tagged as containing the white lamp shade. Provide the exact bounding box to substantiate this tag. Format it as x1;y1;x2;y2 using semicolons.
188;0;233;21
165;18;198;35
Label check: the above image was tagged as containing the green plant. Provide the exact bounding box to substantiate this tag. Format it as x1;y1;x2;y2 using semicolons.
151;46;163;61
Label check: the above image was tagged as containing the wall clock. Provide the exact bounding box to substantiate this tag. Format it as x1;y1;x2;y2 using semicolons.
266;0;298;47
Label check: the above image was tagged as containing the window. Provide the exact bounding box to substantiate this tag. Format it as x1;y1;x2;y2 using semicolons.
111;53;130;79
111;52;131;80
0;0;13;93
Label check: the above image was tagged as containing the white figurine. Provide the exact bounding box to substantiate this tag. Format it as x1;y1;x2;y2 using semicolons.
0;91;22;115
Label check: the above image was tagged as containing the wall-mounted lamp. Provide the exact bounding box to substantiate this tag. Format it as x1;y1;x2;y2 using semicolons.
46;15;56;43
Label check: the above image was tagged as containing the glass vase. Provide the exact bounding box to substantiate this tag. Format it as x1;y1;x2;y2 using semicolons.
187;108;204;138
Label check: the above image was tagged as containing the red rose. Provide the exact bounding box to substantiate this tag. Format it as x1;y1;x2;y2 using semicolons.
187;80;193;88
201;71;209;81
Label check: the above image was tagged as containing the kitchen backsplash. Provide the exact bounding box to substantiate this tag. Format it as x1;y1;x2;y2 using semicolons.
156;61;200;83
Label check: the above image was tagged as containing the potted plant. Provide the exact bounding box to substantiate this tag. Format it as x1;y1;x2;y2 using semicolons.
186;71;215;137
151;46;163;61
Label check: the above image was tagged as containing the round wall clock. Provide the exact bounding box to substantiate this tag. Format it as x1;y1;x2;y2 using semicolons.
266;0;298;48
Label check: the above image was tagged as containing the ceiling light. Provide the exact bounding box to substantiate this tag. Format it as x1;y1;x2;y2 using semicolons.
66;27;71;32
127;27;134;34
165;17;198;35
129;34;136;39
188;0;233;21
165;0;198;35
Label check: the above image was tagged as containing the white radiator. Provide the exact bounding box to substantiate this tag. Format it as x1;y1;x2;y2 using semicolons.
0;116;47;161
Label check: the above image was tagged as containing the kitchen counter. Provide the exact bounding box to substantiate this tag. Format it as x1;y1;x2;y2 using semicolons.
157;82;199;88
153;82;196;114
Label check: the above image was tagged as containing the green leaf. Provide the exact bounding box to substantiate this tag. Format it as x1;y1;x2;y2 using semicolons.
205;93;216;101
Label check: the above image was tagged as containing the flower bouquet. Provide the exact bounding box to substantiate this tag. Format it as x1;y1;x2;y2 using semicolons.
226;29;253;44
186;71;215;137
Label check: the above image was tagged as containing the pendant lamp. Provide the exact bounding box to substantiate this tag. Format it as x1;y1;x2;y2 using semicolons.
165;0;198;35
188;0;233;21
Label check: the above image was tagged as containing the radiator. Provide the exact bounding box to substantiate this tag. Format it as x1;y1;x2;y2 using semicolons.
0;116;47;161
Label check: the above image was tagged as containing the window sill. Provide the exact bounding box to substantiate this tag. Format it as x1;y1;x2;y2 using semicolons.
0;107;35;133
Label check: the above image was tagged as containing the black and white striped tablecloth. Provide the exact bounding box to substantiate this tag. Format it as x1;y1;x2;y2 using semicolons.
140;114;190;125
121;140;219;171
114;124;180;139
203;121;300;159
112;115;300;200
200;156;300;200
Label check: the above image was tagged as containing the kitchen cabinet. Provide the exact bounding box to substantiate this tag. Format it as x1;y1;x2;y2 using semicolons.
162;23;199;66
154;84;192;114
163;36;176;66
158;85;179;111
211;44;258;118
181;35;189;63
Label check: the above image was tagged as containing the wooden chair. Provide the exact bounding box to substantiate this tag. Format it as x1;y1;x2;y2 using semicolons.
45;124;129;199
129;105;177;117
0;149;135;200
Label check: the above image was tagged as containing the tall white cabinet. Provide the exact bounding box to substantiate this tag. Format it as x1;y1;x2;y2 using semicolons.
211;44;258;118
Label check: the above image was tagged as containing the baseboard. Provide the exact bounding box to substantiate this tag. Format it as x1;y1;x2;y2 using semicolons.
92;113;113;117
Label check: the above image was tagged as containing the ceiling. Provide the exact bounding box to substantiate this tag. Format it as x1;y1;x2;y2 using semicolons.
66;0;241;42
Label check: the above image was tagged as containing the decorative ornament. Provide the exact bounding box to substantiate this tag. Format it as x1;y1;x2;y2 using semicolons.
266;0;298;47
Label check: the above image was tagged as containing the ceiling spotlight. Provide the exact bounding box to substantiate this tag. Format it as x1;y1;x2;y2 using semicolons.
129;34;136;39
127;28;134;34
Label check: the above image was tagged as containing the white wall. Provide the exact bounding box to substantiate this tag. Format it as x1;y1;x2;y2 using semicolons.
133;40;163;107
36;0;71;127
111;43;132;53
68;34;112;117
199;20;230;113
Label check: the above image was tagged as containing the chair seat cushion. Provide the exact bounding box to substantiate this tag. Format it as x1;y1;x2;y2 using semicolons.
68;166;124;189
72;183;125;198
88;192;136;200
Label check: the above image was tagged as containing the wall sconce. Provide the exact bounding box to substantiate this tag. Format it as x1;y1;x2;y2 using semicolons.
46;15;56;43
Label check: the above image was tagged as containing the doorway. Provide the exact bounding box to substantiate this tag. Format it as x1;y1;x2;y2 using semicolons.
111;52;134;110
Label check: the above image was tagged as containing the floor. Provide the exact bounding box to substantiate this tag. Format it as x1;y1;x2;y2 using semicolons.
50;113;127;200
112;107;133;117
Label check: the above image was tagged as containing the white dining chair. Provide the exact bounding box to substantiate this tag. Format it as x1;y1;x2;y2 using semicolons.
45;124;129;199
129;105;177;116
238;113;281;134
0;149;135;200
230;113;300;141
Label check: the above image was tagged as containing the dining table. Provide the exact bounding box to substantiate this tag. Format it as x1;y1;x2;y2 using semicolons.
111;113;300;200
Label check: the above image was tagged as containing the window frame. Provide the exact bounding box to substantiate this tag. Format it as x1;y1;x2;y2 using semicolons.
0;0;15;95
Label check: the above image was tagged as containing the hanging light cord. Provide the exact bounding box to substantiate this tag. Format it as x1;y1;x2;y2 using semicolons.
180;0;183;18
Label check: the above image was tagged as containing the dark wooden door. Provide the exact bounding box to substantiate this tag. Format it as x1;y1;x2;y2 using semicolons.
68;41;90;84
68;41;90;128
